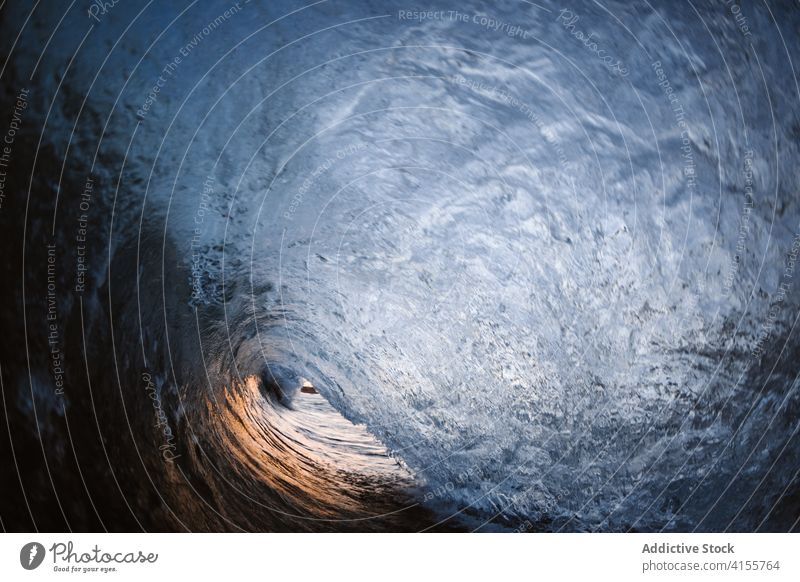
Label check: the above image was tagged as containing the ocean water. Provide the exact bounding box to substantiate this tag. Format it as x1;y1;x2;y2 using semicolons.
0;0;798;532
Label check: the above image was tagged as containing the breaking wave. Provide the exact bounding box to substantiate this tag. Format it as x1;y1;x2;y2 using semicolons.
1;0;799;532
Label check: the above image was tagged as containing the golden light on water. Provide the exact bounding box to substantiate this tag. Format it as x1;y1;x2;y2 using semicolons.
196;375;418;526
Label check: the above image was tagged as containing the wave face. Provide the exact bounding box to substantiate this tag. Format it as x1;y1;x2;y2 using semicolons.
1;0;799;532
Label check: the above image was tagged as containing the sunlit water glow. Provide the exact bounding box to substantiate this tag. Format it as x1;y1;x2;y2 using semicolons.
1;0;798;532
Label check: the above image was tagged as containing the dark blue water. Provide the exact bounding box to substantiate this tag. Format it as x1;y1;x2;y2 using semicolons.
1;0;798;532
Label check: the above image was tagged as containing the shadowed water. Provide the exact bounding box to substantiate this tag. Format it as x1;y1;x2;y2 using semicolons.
0;0;798;532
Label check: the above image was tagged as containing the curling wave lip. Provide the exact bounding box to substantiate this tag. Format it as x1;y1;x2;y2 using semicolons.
0;0;798;533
